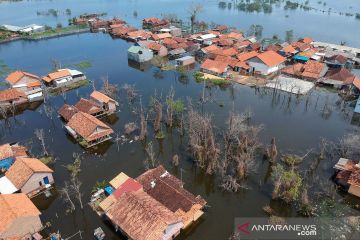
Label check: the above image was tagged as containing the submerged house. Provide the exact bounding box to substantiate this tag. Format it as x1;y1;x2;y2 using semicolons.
137;165;207;228
58;104;79;122
0;143;28;170
75;98;104;117
66;112;114;147
0;88;28;108
247;50;286;75
3;157;54;196
42;69;86;88
318;68;359;88
128;46;153;63
0;193;43;239
90;90;118;115
5;71;43;102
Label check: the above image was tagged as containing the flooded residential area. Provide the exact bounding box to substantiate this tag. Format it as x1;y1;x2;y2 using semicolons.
0;0;360;240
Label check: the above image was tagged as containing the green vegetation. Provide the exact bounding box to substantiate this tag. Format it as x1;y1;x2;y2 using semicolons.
78;139;89;147
193;72;230;87
39;156;55;165
281;154;304;166
28;24;88;39
155;131;165;139
91;180;107;193
74;60;92;69
166;98;185;113
271;164;302;202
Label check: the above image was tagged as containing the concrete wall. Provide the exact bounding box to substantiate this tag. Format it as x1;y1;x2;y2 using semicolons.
128;50;153;63
0;215;42;239
21;172;54;195
163;222;183;240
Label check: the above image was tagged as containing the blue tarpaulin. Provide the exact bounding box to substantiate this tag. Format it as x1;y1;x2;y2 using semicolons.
293;55;309;62
104;186;114;195
0;157;14;170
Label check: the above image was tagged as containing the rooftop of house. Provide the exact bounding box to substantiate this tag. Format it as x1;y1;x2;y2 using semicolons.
200;59;229;74
328;54;348;64
113;178;143;199
90;90;116;104
301;60;327;79
42;69;71;83
0;143;28;160
281;63;304;76
75;98;102;115
136;165;207;213
253;50;287;67
58;104;79;122
5;71;40;85
67;112;114;142
5;157;53;189
348;168;360;187
237;51;259;62
0;88;26;102
106;191;181;240
201;44;220;54
147;42;165;51
0;193;41;233
325;67;358;84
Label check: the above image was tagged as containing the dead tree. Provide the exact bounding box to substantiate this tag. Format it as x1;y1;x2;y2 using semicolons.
220;112;261;192
166;87;175;127
59;182;76;212
187;3;203;33
70;176;83;209
101;76;118;99
144;141;158;169
124;122;138;135
122;84;138;103
151;96;163;133
35;129;48;156
139;107;147;141
265;137;278;163
188;105;219;174
172;154;179;166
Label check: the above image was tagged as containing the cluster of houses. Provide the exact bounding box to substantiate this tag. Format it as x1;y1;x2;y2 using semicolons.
58;90;118;148
91;165;206;240
0;69;86;110
0;143;55;239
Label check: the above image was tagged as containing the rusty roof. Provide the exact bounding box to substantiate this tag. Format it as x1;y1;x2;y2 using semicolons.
0;144;13;160
5;158;53;189
5;71;40;85
325;68;357;84
348;169;360;187
58;104;79;122
301;60;327;80
281;63;304;77
137;165;206;213
0;88;26;102
75;98;102;115
106;191;181;240
0;193;41;233
67;112;113;142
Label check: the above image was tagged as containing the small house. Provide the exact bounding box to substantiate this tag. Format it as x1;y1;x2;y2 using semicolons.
142;17;169;29
75;98;104;117
147;42;168;57
0;193;42;239
90;90;118;115
348;168;360;197
325;54;348;68
66;112;114;147
318;68;359;88
42;69;86;88
334;158;360;198
247;50;286;75
176;56;195;66
0;88;28;107
127;46;153;63
4;157;54;196
5;71;43;102
159;26;181;37
196;33;217;45
0;143;28;170
105;190;183;240
137;165;207;228
200;59;229;77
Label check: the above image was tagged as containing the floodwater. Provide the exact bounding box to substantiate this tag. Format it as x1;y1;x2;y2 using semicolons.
0;1;360;240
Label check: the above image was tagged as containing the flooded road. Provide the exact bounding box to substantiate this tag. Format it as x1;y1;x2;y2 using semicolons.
1;1;360;239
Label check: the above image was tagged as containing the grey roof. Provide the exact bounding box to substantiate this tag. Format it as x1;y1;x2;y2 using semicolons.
176;56;194;61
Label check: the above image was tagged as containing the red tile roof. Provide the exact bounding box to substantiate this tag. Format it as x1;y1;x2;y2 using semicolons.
200;59;229;74
325;68;358;84
113;178;142;199
90;91;115;103
237;51;259;61
301;60;327;80
6;71;40;85
42;70;71;83
0;88;26;102
255;50;286;67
